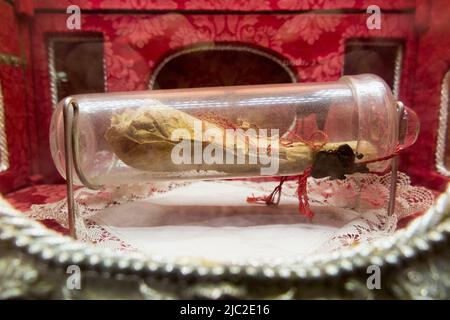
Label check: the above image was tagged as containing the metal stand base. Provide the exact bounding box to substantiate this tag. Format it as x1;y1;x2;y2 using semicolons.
63;99;406;237
63;98;100;239
387;101;405;217
387;155;398;216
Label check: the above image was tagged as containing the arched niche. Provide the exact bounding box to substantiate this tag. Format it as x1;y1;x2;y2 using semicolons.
149;44;297;89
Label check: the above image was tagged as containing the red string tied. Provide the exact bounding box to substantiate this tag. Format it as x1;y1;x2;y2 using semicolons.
247;177;287;206
247;134;402;220
247;130;327;219
296;167;313;219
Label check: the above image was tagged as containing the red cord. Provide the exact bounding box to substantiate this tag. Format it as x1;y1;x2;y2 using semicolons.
247;176;287;206
247;139;401;219
359;144;401;165
247;130;327;219
297;167;313;219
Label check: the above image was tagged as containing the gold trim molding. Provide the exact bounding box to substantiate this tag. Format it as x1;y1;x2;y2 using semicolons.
0;82;9;172
0;52;25;67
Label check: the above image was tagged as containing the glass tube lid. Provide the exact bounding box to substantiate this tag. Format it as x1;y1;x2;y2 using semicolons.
50;74;419;187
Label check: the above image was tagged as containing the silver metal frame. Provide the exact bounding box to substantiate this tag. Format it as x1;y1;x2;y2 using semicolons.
387;101;405;216
62;98;405;236
0;185;449;299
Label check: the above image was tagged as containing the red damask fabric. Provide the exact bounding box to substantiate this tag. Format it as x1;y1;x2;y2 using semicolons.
33;0;416;11
31;12;416;183
5;184;69;235
400;0;450;192
0;2;37;193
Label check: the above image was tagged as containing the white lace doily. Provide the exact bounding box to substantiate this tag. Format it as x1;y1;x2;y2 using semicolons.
28;172;433;264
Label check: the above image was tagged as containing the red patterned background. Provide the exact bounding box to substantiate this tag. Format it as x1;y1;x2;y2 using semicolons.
0;0;449;219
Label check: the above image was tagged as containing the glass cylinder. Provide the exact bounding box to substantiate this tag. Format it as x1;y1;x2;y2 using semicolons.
50;74;419;187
